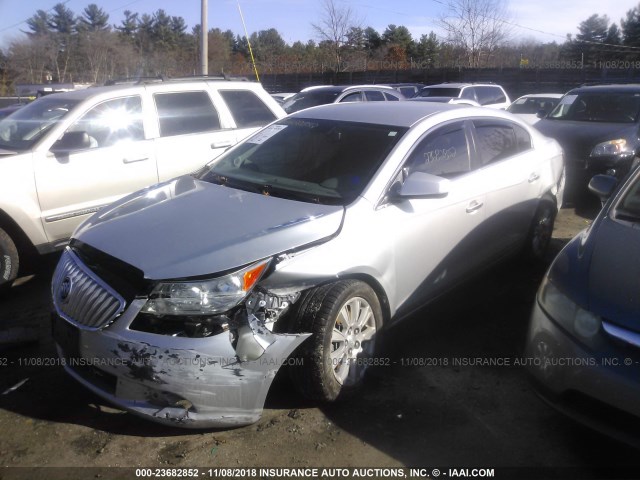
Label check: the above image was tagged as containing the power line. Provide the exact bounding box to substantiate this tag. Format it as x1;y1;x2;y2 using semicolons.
0;0;71;34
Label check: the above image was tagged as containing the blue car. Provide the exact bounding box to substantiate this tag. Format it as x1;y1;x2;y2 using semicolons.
525;167;640;446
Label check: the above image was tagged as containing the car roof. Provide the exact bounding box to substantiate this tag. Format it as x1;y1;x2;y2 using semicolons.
568;84;640;94
300;84;396;93
287;101;475;127
31;79;261;101
424;83;497;88
515;93;564;99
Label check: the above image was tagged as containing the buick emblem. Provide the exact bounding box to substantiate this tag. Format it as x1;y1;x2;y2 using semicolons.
59;277;73;303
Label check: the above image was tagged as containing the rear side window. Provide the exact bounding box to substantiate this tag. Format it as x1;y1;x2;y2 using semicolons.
473;119;531;165
384;92;400;101
365;90;385;101
154;91;220;137
218;89;277;128
406;123;471;178
475;86;506;106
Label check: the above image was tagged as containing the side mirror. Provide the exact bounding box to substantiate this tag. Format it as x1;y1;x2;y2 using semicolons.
51;131;92;152
391;171;450;200
588;174;618;202
536;109;547;119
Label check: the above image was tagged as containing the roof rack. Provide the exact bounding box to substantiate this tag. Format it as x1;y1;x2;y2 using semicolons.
104;74;251;87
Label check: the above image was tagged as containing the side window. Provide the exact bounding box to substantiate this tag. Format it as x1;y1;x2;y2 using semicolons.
460;88;477;102
340;92;363;103
475;86;506;105
384;92;400;101
65;96;143;149
218;89;277;128
406;123;471;178
364;90;385;101
154;91;220;137
473;119;526;165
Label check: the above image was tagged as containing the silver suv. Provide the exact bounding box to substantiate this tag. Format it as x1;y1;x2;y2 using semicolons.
0;78;285;289
414;83;511;109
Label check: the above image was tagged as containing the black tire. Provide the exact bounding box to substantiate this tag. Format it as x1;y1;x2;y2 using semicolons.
289;280;382;402
523;195;557;262
0;227;19;291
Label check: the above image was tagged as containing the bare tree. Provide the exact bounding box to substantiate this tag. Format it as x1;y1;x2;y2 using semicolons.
312;0;357;72
438;0;511;67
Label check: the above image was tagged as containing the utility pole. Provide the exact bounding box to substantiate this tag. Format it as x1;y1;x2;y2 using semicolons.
201;0;208;75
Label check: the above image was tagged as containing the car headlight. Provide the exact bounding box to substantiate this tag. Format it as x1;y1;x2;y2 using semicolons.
591;139;628;157
538;277;601;340
141;259;270;315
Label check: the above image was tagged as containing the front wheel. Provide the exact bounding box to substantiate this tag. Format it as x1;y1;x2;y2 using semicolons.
0;227;19;292
289;280;382;402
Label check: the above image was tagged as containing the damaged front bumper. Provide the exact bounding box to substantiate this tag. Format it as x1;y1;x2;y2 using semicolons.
51;248;309;428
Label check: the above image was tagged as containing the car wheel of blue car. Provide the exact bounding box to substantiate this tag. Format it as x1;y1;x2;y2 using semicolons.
289;280;382;402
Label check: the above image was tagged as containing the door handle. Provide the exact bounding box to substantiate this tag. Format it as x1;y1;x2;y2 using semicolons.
528;172;540;183
211;140;234;149
123;156;149;163
466;200;483;214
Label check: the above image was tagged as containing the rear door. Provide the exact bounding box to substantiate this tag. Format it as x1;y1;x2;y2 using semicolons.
152;86;237;181
469;118;542;259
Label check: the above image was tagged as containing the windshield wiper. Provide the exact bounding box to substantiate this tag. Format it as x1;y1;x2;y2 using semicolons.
260;184;326;204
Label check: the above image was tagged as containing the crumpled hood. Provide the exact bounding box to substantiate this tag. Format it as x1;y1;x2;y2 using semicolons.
74;176;345;280
587;215;640;331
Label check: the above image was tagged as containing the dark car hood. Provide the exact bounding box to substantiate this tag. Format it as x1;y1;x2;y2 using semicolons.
586;215;640;330
74;176;345;280
536;119;638;157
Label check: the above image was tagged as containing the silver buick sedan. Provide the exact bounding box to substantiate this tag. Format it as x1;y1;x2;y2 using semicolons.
51;102;564;428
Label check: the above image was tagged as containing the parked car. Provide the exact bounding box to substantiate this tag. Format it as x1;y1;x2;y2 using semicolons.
0;78;285;290
51;101;563;428
281;85;404;113
0;103;27;119
414;83;511;109
270;92;296;104
536;84;640;202
525;167;640;447
380;83;424;97
507;93;563;125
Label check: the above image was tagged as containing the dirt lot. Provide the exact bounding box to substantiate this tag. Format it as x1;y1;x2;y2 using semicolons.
1;205;639;479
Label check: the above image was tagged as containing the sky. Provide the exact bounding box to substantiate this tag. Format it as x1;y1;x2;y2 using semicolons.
0;0;638;49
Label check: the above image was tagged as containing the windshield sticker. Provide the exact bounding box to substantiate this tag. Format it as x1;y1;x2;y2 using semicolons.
559;94;577;105
247;125;288;144
388;131;398;136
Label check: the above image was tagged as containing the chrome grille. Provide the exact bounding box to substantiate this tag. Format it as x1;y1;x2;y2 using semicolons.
52;247;126;330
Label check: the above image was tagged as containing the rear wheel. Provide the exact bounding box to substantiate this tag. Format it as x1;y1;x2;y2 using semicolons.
0;227;19;292
289;280;382;402
523;195;557;262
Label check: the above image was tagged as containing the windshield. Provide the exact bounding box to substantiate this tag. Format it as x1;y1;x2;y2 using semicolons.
197;117;407;205
282;90;341;113
0;95;80;151
416;87;461;98
507;97;560;114
548;92;640;123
